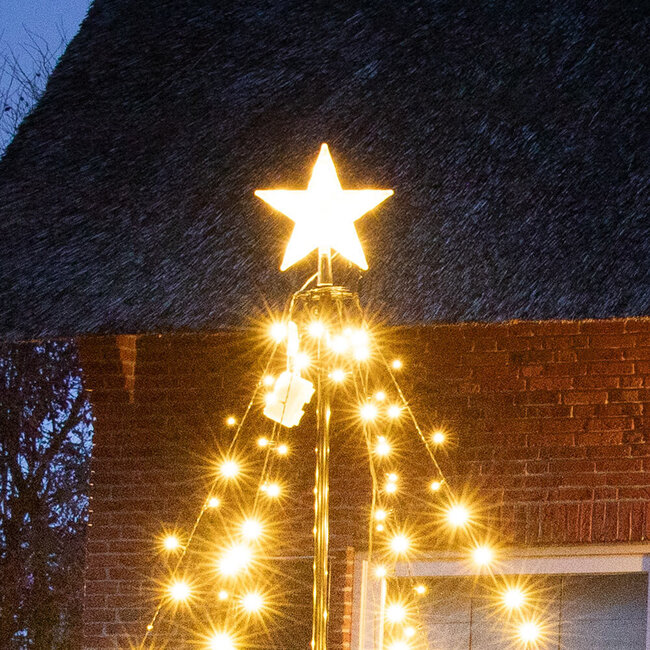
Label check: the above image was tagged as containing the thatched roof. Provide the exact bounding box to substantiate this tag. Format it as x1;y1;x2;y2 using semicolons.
0;0;647;339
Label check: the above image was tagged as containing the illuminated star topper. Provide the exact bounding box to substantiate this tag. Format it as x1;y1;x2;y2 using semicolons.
255;144;393;271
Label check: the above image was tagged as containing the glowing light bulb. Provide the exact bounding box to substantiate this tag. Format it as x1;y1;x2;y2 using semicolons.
374;509;387;521
207;497;221;508
386;602;407;624
169;580;191;602
353;346;370;361
218;590;229;601
329;368;346;382
518;621;540;644
220;460;239;479
147;624;153;631
330;335;349;354
391;359;403;370
225;416;237;427
390;534;410;554
387;404;401;419
241;591;264;614
163;535;180;551
374;390;387;401
503;587;526;610
277;443;288;456
262;374;275;386
432;431;445;444
270;322;287;342
430;480;442;492
265;482;281;498
414;584;427;595
257;436;269;448
472;545;494;567
405;626;416;638
375;565;387;578
308;321;326;338
209;632;236;649
387;473;398;483
360;403;378;421
375;436;391;456
241;518;263;541
376;523;385;532
384;481;397;494
218;544;252;576
446;504;470;528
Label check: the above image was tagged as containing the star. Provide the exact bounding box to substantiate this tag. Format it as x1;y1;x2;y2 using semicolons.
255;144;393;271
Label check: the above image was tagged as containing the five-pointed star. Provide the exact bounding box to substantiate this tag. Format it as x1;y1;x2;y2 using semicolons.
255;144;393;271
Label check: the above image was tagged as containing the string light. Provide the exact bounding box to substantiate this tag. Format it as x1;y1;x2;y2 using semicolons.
241;591;264;614
168;580;191;602
329;368;346;382
390;533;410;554
294;352;310;370
430;480;442;492
384;481;397;494
270;322;287;342
517;621;541;644
432;430;445;444
405;626;416;638
277;443;288;456
308;321;326;338
241;518;263;541
446;504;470;528
265;482;281;498
391;359;403;370
386;602;407;624
387;472;398;483
207;497;221;508
262;375;275;387
503;586;526;610
374;508;387;521
163;535;181;551
375;436;391;456
472;545;494;567
218;590;229;601
374;390;386;401
360;403;378;421
264;392;277;406
257;436;269;448
218;544;252;577
209;632;237;649
225;416;237;427
353;346;370;361
219;459;240;479
330;335;349;354
375;565;387;578
414;584;427;595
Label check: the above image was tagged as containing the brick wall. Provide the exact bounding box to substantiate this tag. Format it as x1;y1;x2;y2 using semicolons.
79;317;650;648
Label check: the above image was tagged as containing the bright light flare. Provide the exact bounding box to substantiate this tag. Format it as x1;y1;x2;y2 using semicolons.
446;504;470;528
308;321;326;338
432;430;446;444
414;584;427;595
503;586;526;610
207;497;221;509
265;482;281;498
386;602;407;624
225;416;237;427
329;368;346;382
374;390;386;401
277;443;288;456
262;374;275;386
241;591;264;614
388;641;409;650
209;632;237;649
219;459;240;479
218;590;229;601
374;508;387;521
257;436;270;448
375;565;387;578
517;620;541;645
163;535;181;551
472;545;494;567
391;359;403;370
360;403;378;421
241;518;263;541
218;544;252;577
390;533;410;554
270;322;287;342
387;404;401;419
375;436;391;456
384;481;397;494
168;580;191;602
294;352;310;370
430;480;442;492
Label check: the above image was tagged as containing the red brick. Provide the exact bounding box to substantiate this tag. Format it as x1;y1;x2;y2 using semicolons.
563;390;608;405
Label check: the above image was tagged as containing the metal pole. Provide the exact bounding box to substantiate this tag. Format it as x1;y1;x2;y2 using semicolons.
312;335;331;650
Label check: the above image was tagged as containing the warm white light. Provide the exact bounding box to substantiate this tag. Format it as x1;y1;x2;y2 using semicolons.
220;460;239;479
447;504;470;528
376;523;385;532
277;443;288;456
263;374;275;386
257;437;270;448
218;544;252;576
294;352;310;370
374;509;387;521
308;321;326;338
163;535;180;551
384;481;397;494
387;473;398;483
390;534;410;554
264;392;277;406
375;565;387;578
169;581;191;602
353;346;370;361
265;482;281;498
241;518;263;541
387;404;401;419
472;545;494;567
518;621;540;644
225;416;237;427
375;436;391;456
329;368;346;382
360;403;378;421
209;632;236;649
388;642;409;650
330;335;349;354
414;584;427;595
391;359;403;370
218;590;229;601
386;602;407;624
405;626;416;638
270;322;287;342
430;480;442;492
432;431;445;444
207;497;221;508
241;591;264;614
503;587;526;610
255;144;393;271
374;390;386;401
